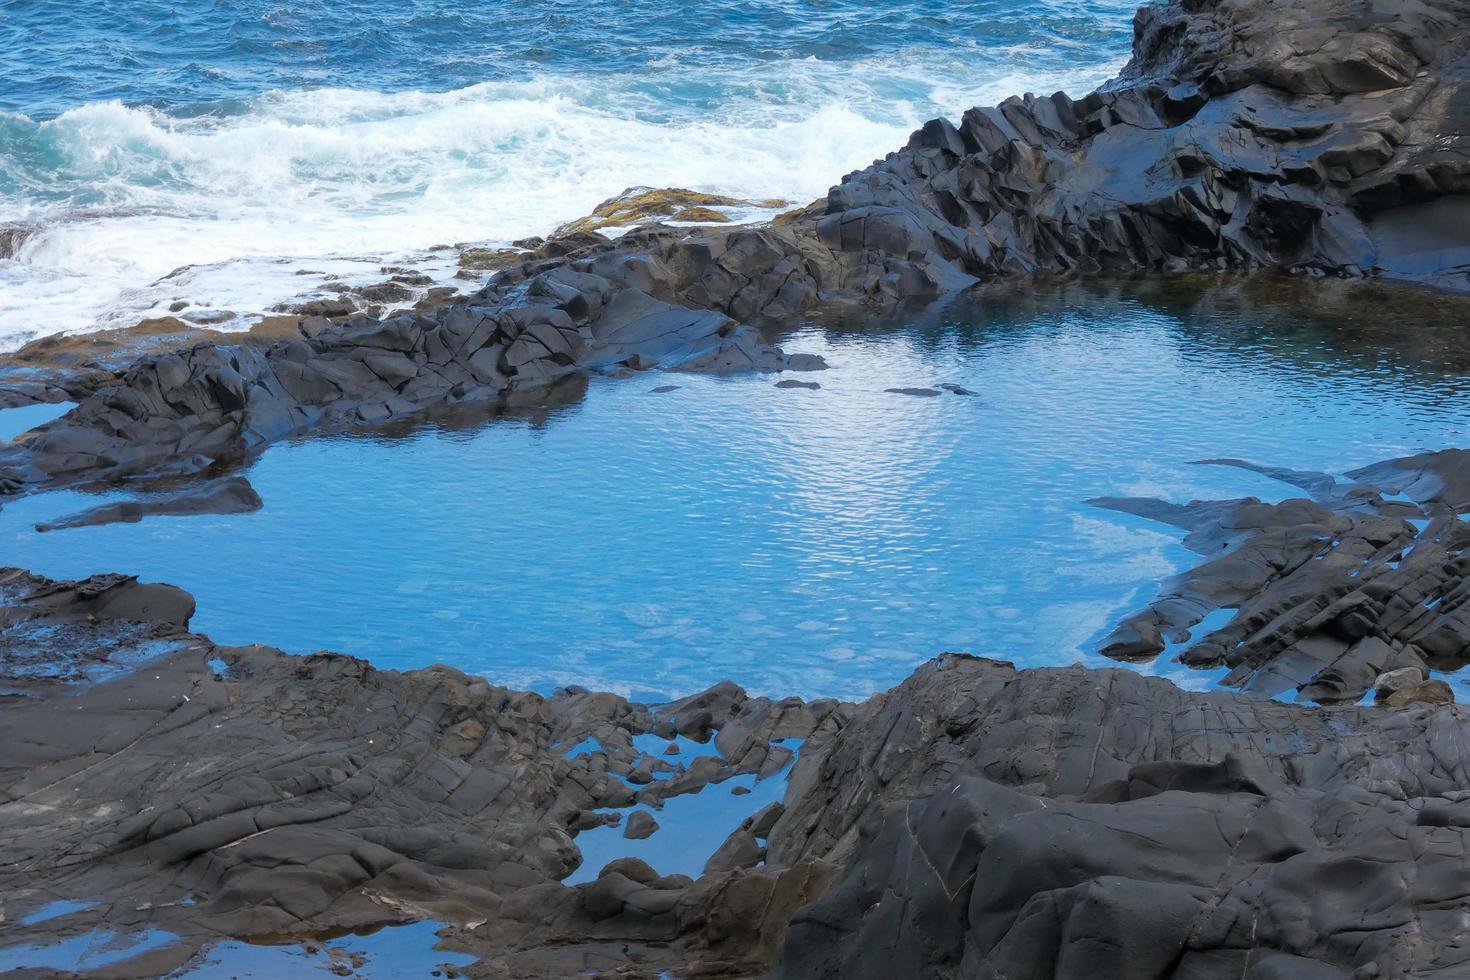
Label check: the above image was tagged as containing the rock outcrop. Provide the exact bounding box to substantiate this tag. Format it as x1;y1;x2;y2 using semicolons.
769;653;1470;980
1093;449;1470;706
1;575;1466;978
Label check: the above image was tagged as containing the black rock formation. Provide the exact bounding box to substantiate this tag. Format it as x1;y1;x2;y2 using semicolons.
1093;449;1470;705
0;574;1465;978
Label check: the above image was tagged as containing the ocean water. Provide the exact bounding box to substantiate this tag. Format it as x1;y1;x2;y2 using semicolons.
0;0;1135;349
6;283;1470;702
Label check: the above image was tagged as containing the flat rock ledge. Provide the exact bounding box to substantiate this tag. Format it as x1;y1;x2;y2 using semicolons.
6;0;1470;494
1;569;1467;979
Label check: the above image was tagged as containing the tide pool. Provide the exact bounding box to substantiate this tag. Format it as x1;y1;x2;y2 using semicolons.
7;281;1470;699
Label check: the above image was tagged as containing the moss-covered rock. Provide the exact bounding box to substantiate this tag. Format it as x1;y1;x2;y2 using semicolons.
555;186;787;235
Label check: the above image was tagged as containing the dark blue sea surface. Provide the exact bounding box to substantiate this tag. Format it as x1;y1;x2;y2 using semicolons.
1;0;1134;118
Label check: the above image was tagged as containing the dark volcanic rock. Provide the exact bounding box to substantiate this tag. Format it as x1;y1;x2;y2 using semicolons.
0;567;195;696
2;587;1465;979
35;475;262;532
1090;450;1470;704
0;577;850;976
768;653;1470;980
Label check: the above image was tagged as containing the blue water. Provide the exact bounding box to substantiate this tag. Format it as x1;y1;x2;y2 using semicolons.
0;400;74;441
17;900;98;927
0;927;178;973
567;735;795;883
0;0;1135;346
176;921;474;978
1;0;1133;119
6;286;1470;701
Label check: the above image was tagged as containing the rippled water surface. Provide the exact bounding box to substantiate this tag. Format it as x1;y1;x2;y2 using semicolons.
0;0;1135;346
7;282;1470;700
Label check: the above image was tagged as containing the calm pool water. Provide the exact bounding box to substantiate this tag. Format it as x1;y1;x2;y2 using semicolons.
7;280;1470;701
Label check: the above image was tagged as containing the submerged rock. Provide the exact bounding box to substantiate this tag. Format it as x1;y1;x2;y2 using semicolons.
35;476;263;532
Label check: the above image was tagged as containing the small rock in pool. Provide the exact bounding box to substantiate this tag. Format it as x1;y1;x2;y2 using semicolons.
939;383;978;396
623;811;659;840
730;785;751;796
1374;666;1426;700
774;379;821;390
650;385;681;393
886;387;941;397
785;353;828;372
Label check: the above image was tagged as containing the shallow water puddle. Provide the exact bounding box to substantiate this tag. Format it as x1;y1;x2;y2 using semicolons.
567;738;796;884
0;927;179;973
173;920;475;978
16;900;98;927
0;401;74;441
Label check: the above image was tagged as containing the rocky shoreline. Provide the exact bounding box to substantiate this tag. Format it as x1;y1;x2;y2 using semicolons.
4;0;1470;976
1;567;1467;978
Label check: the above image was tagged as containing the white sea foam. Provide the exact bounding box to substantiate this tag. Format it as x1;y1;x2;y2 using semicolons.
0;55;1123;349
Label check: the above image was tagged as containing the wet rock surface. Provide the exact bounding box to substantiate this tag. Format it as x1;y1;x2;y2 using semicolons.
554;186;788;236
34;476;262;532
1093;449;1470;705
0;576;1466;978
0;567;195;698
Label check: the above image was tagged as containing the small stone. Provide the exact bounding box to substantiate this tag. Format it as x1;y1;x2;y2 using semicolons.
885;387;941;397
1385;680;1454;708
623;810;659;840
775;379;821;390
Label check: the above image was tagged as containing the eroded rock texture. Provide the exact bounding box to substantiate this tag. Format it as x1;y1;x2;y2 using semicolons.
6;0;1470;494
1094;450;1470;706
770;654;1470;980
1;580;1466;978
0;570;850;978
